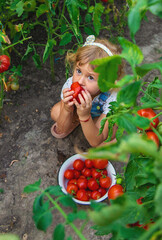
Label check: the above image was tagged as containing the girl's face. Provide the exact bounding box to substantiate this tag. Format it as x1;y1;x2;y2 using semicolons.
72;62;100;98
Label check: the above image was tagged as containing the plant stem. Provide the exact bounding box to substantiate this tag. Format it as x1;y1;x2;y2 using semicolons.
44;191;87;240
3;36;32;51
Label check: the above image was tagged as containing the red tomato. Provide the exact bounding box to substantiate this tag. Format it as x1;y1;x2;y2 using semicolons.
86;190;92;200
77;178;88;189
88;178;99;191
64;169;74;180
108;184;124;200
92;159;108;169
73;159;85;171
101;0;108;2
71;82;85;104
85;159;93;168
136;197;144;205
82;168;92;178
137;108;159;130
76;189;89;201
100;176;112;188
0;55;10;73
67;179;77;185
98;188;107;197
91;168;102;179
73;170;81;179
91;190;102;200
67;183;78;196
146;131;159;147
101;169;108;176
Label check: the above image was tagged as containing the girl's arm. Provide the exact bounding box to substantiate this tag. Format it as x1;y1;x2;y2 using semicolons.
80;113;115;147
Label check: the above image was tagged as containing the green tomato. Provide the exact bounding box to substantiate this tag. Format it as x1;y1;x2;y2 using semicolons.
116;177;123;185
11;82;19;91
157;122;162;135
24;0;36;12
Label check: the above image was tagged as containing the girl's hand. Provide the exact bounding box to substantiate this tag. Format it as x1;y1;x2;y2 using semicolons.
62;88;74;112
74;90;92;120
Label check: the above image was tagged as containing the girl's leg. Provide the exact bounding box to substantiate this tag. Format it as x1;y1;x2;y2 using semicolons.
50;101;80;138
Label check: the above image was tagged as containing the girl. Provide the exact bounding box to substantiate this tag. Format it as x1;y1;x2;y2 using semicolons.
50;35;124;147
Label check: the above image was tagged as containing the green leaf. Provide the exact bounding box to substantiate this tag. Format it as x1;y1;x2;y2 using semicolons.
117;114;137;133
36;4;49;18
43;39;56;63
59;195;77;210
45;185;64;196
99;117;107;135
0;188;4;193
119;37;143;67
92;55;122;92
53;224;65;240
148;0;162;18
136;61;162;76
133;114;150;130
116;75;135;87
85;13;92;23
32;53;41;69
93;3;104;35
59;32;72;46
128;0;147;40
155;183;162;216
22;45;33;61
16;1;24;17
33;196;52;232
67;210;87;222
24;179;41;193
89;204;124;226
117;81;141;107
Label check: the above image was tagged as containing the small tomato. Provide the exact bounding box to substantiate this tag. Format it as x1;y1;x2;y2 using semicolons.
92;159;108;169
11;82;19;91
73;159;85;171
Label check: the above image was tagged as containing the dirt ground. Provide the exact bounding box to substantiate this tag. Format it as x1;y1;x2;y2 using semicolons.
0;12;162;240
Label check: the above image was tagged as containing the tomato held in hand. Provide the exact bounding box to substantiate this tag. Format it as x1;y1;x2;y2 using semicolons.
100;176;112;188
92;159;108;169
137;108;159;130
73;159;85;171
108;184;124;200
0;55;10;73
70;82;85;104
146;131;159;147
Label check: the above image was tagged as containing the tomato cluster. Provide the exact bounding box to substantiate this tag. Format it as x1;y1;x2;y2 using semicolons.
137;108;160;147
64;158;111;201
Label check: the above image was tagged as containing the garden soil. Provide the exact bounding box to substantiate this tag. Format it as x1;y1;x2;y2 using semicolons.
0;12;162;240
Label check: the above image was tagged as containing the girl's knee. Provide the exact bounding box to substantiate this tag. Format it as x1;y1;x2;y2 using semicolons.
50;102;61;121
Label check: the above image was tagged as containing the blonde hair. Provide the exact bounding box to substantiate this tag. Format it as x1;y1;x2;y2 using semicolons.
66;38;125;80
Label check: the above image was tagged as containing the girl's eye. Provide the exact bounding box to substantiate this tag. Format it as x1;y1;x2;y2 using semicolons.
88;75;94;81
76;69;81;74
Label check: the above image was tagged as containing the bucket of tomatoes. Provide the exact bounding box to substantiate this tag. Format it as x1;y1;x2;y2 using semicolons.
58;154;116;205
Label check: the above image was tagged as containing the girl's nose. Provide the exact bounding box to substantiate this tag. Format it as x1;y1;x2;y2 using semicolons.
78;76;85;85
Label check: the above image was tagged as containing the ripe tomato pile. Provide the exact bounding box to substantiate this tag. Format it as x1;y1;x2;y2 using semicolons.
64;158;112;201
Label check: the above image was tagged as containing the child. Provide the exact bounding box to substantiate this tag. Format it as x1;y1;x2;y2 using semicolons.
50;35;124;147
